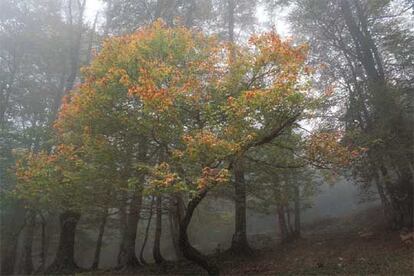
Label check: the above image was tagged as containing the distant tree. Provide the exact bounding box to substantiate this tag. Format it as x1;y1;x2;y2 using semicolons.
0;0;94;274
103;0;214;34
278;0;414;228
246;131;322;241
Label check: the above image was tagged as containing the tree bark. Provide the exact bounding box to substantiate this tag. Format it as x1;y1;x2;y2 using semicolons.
169;193;185;260
118;191;143;268
46;211;81;274
339;0;384;84
117;191;128;266
294;185;301;237
286;205;294;235
20;210;36;275
153;196;165;264
277;205;289;241
91;209;108;270
39;212;47;273
118;139;147;268
374;170;392;218
1;205;25;275
178;189;219;275
230;157;251;254
139;197;155;265
380;165;413;229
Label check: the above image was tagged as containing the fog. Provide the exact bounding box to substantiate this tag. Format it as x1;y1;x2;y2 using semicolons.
13;178;379;270
2;1;411;275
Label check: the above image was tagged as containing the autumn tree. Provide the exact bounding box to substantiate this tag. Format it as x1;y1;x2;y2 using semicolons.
14;19;320;274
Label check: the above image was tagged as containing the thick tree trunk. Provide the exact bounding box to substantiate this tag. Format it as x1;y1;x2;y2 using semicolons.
46;211;81;274
339;0;384;84
179;189;219;275
91;210;108;270
118;140;147;268
1;205;25;275
139;197;155;265
230;158;252;254
1;234;19;275
153;196;165;264
1;233;19;275
374;171;393;222
294;186;301;237
380;165;414;229
20;210;36;275
169;194;185;260
118;191;143;268
277;205;289;241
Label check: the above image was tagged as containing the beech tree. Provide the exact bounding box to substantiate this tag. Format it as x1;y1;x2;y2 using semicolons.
14;19;355;274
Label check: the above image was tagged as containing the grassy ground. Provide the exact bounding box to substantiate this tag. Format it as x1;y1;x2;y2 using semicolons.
84;207;413;275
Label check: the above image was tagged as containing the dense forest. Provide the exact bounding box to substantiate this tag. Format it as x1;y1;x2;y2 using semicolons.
0;0;413;275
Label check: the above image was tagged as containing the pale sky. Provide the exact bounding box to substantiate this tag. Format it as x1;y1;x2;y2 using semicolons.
85;0;104;23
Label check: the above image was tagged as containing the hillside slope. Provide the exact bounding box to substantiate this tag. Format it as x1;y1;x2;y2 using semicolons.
88;207;413;275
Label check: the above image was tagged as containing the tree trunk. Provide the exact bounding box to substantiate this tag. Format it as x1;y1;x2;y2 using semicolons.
286;205;294;235
230;158;251;254
65;0;85;93
91;209;108;270
179;189;219;275
0;232;19;275
184;0;196;27
139;197;155;265
277;205;289;241
339;0;384;84
39;213;47;273
294;185;301;237
380;165;414;229
169;193;185;260
117;191;143;268
85;12;98;66
118;139;147;268
153;196;165;264
117;191;128;266
228;0;235;43
374;171;393;219
20;210;36;275
1;205;25;275
46;211;81;274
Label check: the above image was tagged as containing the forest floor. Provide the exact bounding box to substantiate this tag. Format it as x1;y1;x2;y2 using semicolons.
85;207;413;275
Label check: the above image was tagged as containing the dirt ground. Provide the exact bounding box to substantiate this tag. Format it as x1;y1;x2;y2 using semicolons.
84;207;413;275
